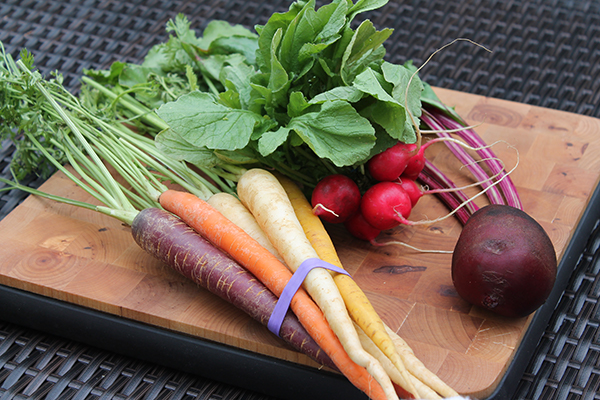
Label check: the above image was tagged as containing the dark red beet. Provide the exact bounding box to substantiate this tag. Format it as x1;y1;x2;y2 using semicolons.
311;174;361;224
131;207;335;369
451;205;557;318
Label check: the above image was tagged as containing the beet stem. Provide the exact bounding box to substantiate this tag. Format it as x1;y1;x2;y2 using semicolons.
422;111;506;206
425;108;523;210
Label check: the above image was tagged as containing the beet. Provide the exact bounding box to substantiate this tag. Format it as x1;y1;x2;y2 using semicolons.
451;205;557;318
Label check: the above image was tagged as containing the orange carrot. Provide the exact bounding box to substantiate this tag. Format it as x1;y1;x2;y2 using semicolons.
158;189;388;400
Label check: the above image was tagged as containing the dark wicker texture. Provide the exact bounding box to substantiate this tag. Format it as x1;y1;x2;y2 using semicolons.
1;0;600;399
0;322;274;400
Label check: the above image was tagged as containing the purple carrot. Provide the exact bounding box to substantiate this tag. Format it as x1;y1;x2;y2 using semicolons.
131;207;336;370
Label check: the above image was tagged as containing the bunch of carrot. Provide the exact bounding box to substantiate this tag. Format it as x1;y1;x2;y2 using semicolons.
152;168;460;399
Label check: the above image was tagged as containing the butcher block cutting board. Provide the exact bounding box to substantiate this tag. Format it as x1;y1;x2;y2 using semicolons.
1;87;599;398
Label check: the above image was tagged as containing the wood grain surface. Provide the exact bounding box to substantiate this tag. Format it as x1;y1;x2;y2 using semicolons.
1;88;599;398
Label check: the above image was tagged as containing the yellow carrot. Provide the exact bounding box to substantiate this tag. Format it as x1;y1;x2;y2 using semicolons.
276;173;419;398
384;325;459;398
237;168;399;400
354;322;442;400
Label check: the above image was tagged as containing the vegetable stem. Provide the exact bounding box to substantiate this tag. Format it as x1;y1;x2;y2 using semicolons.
81;76;169;131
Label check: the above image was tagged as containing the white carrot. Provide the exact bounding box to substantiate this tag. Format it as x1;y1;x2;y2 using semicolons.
237;168;399;400
207;192;286;264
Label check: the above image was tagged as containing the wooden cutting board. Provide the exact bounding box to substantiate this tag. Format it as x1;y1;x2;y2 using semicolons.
1;87;599;398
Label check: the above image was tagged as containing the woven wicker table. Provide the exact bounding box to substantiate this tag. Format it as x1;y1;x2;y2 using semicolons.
1;1;599;399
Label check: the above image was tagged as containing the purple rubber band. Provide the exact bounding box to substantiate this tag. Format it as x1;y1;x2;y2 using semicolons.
267;257;351;336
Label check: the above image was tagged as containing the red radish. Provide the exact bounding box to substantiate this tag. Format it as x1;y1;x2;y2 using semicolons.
396;178;423;207
401;138;444;180
360;181;412;231
366;142;418;181
401;146;426;180
311;174;361;223
344;211;382;242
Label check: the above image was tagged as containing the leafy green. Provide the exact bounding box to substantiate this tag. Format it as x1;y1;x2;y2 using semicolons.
147;0;423;185
271;100;376;166
157;91;263;150
0;46;70;179
78;0;425;187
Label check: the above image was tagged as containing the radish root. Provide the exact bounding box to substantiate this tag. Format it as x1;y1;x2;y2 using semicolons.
403;143;520;226
312;203;340;218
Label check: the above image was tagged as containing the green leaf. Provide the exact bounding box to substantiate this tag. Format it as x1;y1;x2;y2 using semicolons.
185;64;199;91
352;66;396;103
198;19;257;50
347;0;389;23
156;91;261;151
255;1;304;73
84;61;126;84
340;20;392;85
287;91;311;118
166;14;199;46
279;0;316;73
353;66;414;141
381;61;423;119
309;85;364;104
368;100;407;140
218;89;241;109
208;36;259;65
279;0;347;76
315;0;349;41
118;65;164;88
286;100;376;166
258;125;292;156
155;128;221;167
268;28;291;105
248;28;291;118
220;62;256;108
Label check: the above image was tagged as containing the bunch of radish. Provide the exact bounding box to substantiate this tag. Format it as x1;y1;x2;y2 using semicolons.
311;140;437;243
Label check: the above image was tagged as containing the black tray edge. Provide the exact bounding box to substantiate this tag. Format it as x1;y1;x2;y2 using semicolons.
0;284;369;400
